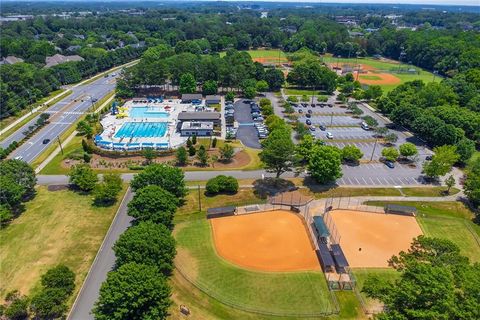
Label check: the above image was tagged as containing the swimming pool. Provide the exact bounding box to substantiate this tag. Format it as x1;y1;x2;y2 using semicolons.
129;107;169;119
114;122;168;138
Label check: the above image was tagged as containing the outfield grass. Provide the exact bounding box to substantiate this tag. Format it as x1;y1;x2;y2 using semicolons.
0;185;127;303
220;49;287;61
366;201;480;263
174;217;337;316
359;75;382;81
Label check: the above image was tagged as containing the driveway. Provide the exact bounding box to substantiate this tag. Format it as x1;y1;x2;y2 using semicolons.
234;100;261;149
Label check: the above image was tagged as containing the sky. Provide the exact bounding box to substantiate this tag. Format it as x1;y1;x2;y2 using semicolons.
229;0;480;6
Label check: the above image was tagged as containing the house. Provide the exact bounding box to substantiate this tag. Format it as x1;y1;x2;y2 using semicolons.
44;54;84;68
181;93;203;104
180;121;213;136
205;95;221;106
66;45;82;52
177;112;221;125
0;56;24;65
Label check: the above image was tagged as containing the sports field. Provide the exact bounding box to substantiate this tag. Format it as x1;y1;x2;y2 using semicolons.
211;210;319;272
220;49;288;65
174;217;336;316
323;56;438;92
328;210;423;268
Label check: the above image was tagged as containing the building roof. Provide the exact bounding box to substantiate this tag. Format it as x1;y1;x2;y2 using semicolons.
44;54;84;68
181;93;203;100
317;244;335;267
178;112;221;121
0;56;24;65
331;244;349;268
181;121;213;131
313;216;330;237
205;95;221;102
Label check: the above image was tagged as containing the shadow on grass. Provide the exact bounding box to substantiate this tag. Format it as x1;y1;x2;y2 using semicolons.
252;177;297;198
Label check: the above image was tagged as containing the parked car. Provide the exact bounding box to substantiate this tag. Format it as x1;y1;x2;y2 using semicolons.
306;119;312;125
326;132;333;139
310;104;315;108
319;125;326;131
361;122;369;130
309;126;316;131
426;155;433;161
306;113;311;118
254;117;264;122
385;161;395;168
14;156;23;161
42;139;50;144
298;109;303;113
307;109;312;114
302;103;308;108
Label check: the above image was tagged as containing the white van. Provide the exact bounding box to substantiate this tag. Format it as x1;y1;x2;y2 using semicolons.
361;122;369;130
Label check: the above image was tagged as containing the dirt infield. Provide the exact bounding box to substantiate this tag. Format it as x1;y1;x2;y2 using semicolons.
210;210;320;272
358;72;401;85
329;210;423;268
253;57;289;65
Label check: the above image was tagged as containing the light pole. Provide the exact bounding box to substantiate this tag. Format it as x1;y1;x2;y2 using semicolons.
432;70;438;82
355;51;361;81
370;138;378;162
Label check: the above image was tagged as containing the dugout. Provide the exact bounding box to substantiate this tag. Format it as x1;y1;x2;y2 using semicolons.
385;204;417;216
206;206;236;219
331;244;349;273
316;243;335;272
313;216;330;243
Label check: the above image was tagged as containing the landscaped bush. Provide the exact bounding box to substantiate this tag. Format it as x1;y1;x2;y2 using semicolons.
287;96;298;103
205;175;239;195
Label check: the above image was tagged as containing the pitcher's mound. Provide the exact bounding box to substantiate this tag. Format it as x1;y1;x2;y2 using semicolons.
210;210;320;272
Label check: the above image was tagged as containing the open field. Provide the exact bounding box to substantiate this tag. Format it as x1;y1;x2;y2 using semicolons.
323;56;438;92
366;201;480;263
220;49;287;65
0;185;127;303
174;217;336;316
211;210;319;272
329;210;422;268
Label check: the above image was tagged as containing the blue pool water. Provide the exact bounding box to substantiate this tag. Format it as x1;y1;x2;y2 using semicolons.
114;122;168;138
129;107;169;119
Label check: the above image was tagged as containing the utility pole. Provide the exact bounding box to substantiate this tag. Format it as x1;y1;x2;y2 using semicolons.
57;135;64;155
330;112;334;126
370;138;378;162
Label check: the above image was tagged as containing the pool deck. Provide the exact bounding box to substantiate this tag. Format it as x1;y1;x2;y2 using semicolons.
99;99;195;149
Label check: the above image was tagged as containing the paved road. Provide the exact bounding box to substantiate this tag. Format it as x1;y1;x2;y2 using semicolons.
2;73;119;163
68;188;134;320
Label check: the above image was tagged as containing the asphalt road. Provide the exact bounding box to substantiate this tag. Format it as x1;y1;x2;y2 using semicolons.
68;188;134;320
3;73;118;163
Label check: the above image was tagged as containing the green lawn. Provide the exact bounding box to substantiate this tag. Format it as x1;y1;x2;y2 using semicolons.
359;75;382;81
352;268;400;312
0;185;127;303
174;217;336;317
220;49;287;60
366;201;480;263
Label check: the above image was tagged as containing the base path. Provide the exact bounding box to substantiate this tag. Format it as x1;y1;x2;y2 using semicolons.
210;210;320;272
329;210;423;268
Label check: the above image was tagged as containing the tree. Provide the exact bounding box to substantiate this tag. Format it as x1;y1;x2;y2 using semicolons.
127;185;179;228
114;222;176;274
464;160;480;208
30;288;68;320
244;86;256;99
363;85;383;100
77;120;93;139
342;145;363;164
130;164;187;198
175;146;188;166
399;142;418;160
384;132;398;145
93;263;171;320
363;236;479;320
381;147;399;162
219;143;235;162
3;291;29;320
375;126;388;137
68;164;98;192
179;73;196;94
142;147;156;165
202;79;218;95
445;175;455;194
94;173;123;206
296;134;324;163
256;80;269;93
188;145;196;156
191;134;197;145
212;137;217;148
423;145;460;180
196;145;209;166
225;92;235;102
455;138;475;164
0;159;36;199
259;129;295;178
264;68;285;90
41;265;75;295
307;145;343;184
205;175;239;195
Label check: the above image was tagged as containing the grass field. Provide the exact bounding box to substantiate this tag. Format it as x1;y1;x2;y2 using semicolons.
352;268;400;312
366;201;480;263
322;56;438;93
0;185;127;303
220;49;287;62
359;75;382;81
174;217;337;316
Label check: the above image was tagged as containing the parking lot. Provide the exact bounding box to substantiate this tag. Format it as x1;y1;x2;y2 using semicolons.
233;100;262;149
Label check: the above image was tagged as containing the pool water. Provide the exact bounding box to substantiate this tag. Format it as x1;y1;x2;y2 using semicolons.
130;107;169;119
114;122;168;138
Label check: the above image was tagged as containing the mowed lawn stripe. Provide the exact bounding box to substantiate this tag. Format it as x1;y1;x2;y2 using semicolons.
174;218;336;316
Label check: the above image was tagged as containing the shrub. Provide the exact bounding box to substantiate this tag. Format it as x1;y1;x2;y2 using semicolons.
41;265;76;295
287;96;298;103
205;175;239;195
211;137;217;148
225;92;235;101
